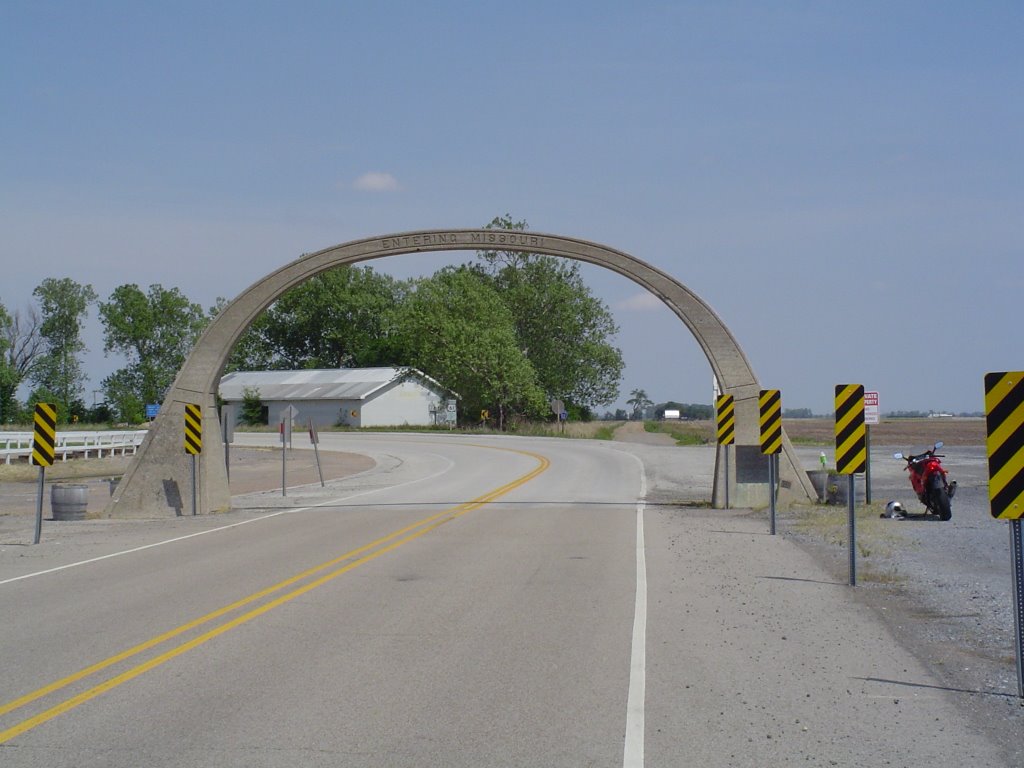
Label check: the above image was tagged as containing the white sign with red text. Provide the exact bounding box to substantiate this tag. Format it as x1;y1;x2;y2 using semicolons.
864;391;879;425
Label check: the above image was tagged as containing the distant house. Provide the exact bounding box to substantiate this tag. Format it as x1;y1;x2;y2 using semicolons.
218;367;458;428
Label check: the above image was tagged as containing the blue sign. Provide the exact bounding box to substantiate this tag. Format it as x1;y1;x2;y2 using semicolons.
145;403;160;419
559;410;568;421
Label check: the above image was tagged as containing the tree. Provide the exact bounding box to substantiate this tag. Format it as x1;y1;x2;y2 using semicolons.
476;216;624;413
239;386;265;426
1;303;46;422
101;368;145;424
226;267;408;372
98;283;208;408
656;401;713;420
627;388;653;420
30;278;98;420
397;266;546;428
0;302;16;422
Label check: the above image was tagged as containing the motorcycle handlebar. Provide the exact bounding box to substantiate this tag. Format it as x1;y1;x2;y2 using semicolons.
905;451;943;462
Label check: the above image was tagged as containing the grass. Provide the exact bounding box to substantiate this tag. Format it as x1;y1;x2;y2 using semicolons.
787;434;832;446
642;420;712;446
787;501;912;585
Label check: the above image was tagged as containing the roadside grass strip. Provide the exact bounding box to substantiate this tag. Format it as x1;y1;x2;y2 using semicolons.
0;448;550;744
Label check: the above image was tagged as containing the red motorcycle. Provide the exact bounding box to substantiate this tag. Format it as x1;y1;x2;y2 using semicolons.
893;441;957;520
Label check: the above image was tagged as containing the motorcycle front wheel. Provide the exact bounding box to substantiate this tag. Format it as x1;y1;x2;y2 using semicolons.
930;474;952;521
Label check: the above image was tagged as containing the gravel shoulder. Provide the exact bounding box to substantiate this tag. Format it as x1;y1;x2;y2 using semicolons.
782;442;1023;766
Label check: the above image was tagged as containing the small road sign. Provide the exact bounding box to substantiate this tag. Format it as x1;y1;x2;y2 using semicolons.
758;390;782;455
835;384;866;475
835;383;866;587
864;391;879;425
985;371;1024;519
184;403;202;455
32;403;56;467
715;394;735;446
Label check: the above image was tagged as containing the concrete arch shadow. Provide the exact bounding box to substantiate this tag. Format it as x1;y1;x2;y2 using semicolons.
105;229;815;517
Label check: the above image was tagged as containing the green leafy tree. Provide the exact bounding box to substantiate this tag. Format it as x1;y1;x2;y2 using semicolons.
627;388;652;420
656;401;713;420
397;267;546;428
98;368;144;424
226;266;408;371
98;283;208;408
240;386;265;425
476;216;624;413
30;278;98;421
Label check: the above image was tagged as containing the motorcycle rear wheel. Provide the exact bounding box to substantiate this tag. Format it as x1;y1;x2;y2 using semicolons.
930;474;952;521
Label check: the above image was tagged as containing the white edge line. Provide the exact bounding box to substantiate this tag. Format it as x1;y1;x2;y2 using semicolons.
623;460;647;768
0;452;456;587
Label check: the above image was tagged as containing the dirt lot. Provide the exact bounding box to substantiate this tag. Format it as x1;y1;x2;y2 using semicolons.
605;416;987;447
0;447;374;525
780;416;986;446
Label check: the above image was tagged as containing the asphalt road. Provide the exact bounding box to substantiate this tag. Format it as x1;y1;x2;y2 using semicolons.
0;433;1016;766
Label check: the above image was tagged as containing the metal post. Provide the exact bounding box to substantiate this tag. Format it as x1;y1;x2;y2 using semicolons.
190;454;197;516
865;425;872;505
222;410;230;484
281;420;287;497
34;466;45;544
1010;519;1024;701
848;475;857;586
724;445;730;509
768;454;777;535
310;419;324;487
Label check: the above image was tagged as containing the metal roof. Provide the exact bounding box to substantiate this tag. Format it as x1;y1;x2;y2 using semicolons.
219;367;455;402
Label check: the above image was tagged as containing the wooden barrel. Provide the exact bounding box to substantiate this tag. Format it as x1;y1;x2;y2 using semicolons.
51;484;89;520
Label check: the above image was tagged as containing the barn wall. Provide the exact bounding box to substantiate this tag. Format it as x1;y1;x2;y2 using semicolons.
363;380;440;426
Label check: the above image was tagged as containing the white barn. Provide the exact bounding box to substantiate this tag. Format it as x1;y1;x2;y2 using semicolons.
218;367;458;428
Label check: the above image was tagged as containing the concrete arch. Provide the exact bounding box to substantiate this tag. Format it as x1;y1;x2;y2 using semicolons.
106;229;815;517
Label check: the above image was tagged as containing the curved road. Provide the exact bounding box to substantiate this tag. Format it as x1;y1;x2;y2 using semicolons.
0;433;1011;766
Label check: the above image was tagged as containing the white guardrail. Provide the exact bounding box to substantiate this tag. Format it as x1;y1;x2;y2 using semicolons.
0;430;148;465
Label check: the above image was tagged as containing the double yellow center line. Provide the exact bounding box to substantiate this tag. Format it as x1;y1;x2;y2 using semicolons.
0;446;549;744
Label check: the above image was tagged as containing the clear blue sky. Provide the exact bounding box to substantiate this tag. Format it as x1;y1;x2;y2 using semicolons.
2;2;1021;415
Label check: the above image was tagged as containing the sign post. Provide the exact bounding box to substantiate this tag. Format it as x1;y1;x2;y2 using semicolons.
308;419;324;487
279;405;298;496
184;403;202;516
863;391;879;504
716;394;735;509
835;385;867;586
759;390;782;535
221;403;235;483
983;371;1024;700
31;403;56;544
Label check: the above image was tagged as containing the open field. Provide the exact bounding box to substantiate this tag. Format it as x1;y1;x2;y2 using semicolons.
780;416;986;446
632;416;986;447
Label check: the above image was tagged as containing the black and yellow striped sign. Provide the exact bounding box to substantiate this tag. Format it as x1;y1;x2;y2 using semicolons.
32;402;56;467
184;403;202;455
834;384;866;475
716;394;735;445
984;371;1024;520
759;389;782;455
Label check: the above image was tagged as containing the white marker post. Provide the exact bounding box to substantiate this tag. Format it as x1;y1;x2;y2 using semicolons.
309;419;324;487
